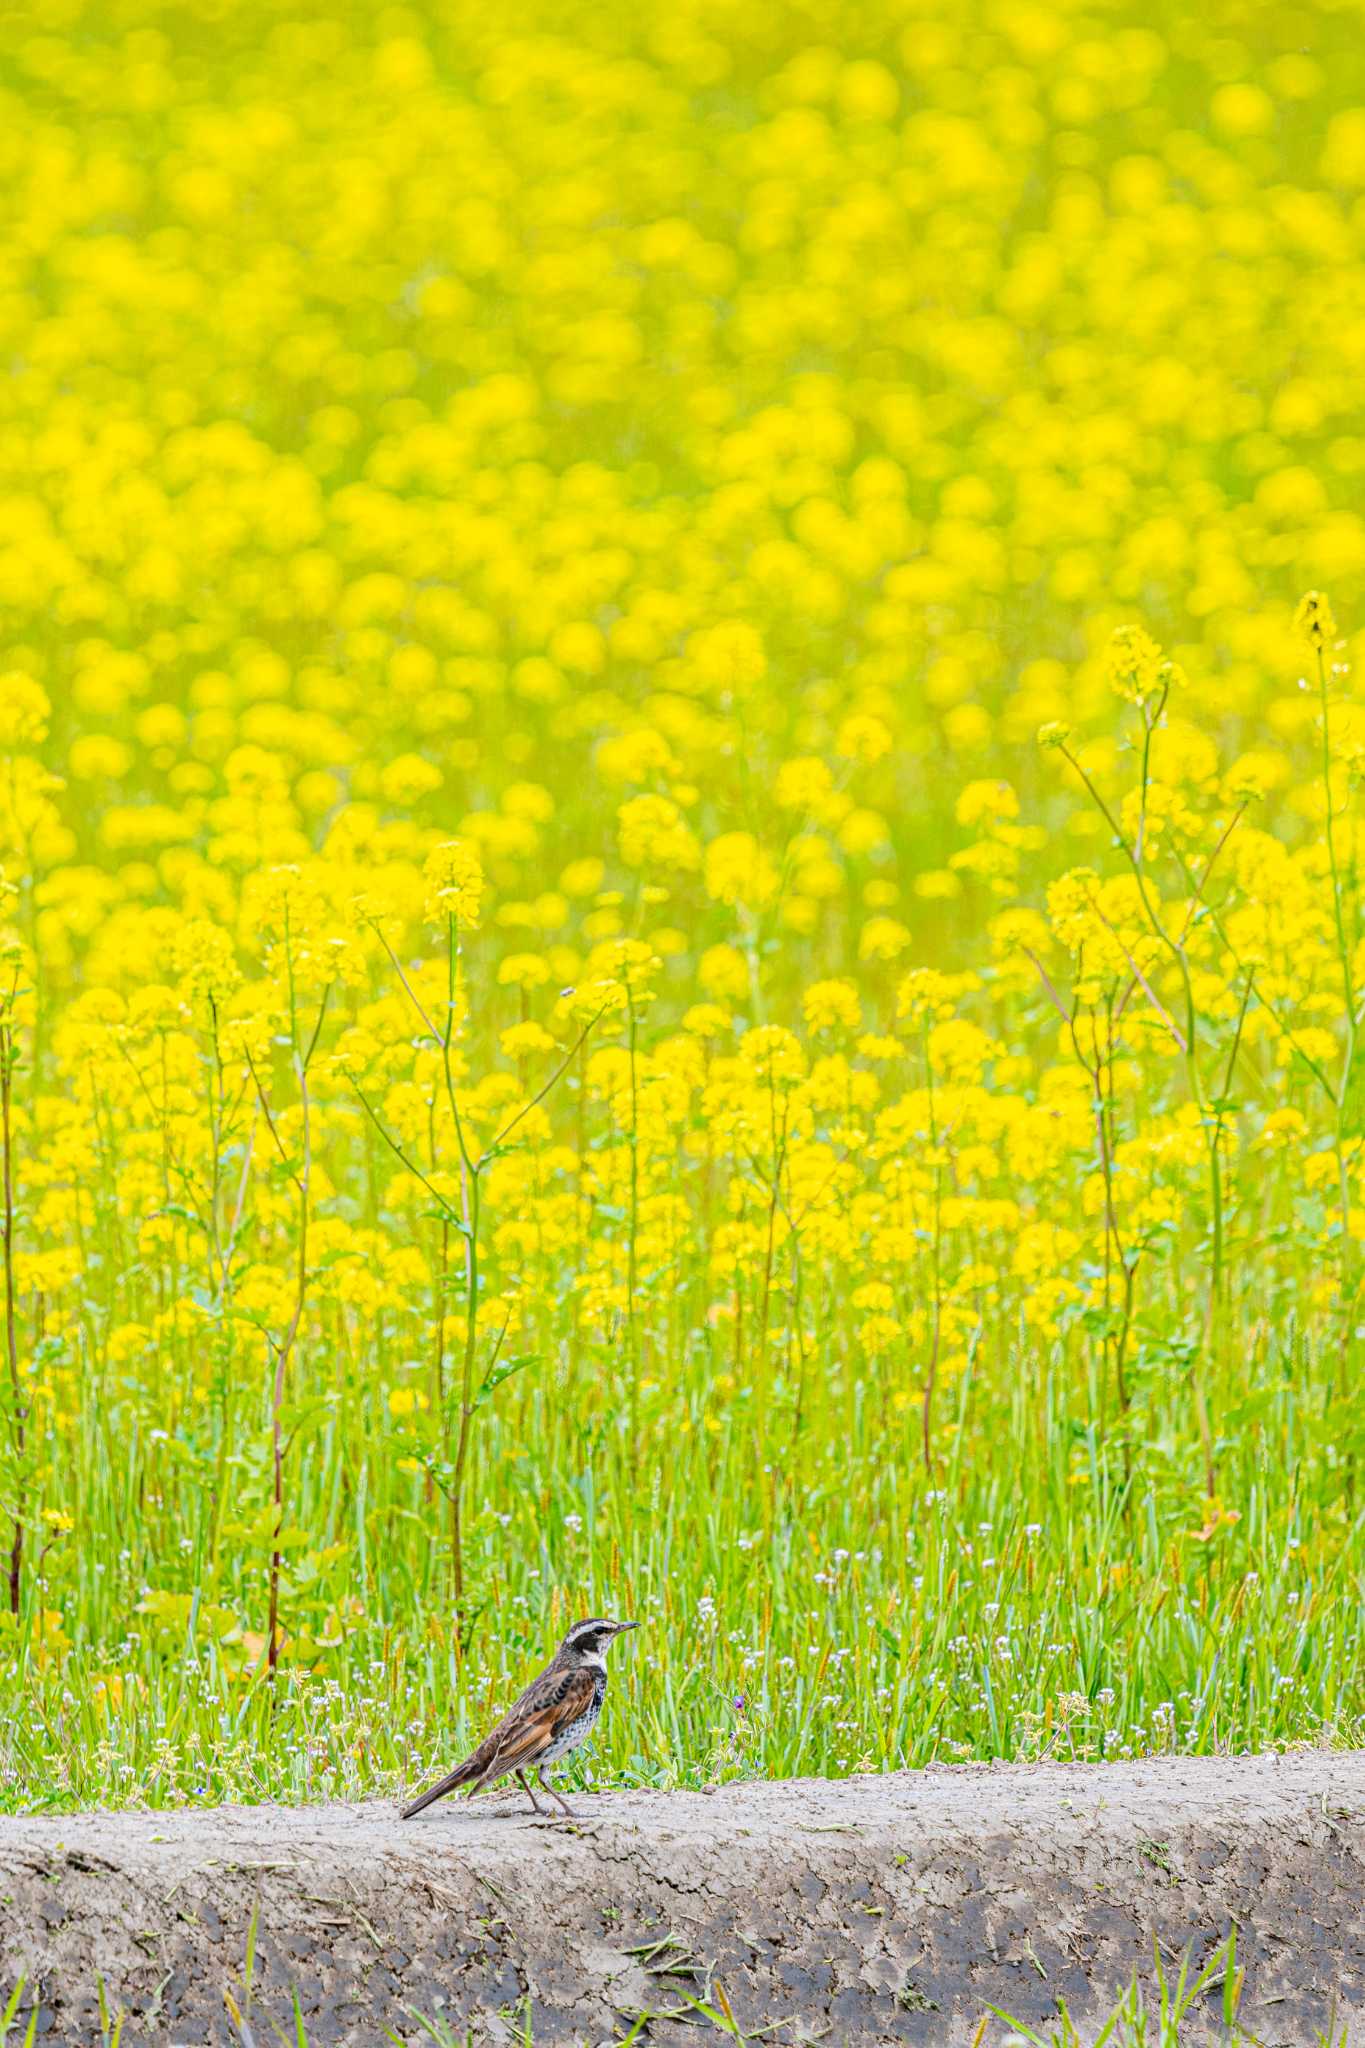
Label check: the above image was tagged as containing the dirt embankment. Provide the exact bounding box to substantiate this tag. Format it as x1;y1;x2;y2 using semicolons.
3;1751;1364;2045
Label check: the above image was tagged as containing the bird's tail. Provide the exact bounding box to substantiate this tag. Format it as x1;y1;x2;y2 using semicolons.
400;1758;478;1819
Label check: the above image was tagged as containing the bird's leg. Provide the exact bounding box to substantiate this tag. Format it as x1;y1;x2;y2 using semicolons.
538;1766;577;1818
515;1769;547;1815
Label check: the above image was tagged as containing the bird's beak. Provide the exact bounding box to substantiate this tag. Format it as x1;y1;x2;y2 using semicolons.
613;1619;640;1633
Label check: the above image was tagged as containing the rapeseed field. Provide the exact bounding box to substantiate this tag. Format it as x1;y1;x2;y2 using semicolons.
2;0;1365;1807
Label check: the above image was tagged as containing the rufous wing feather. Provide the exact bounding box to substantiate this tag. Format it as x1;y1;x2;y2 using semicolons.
473;1668;597;1788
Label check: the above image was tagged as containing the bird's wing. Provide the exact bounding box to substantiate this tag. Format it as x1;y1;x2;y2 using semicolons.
401;1660;594;1818
473;1666;597;1785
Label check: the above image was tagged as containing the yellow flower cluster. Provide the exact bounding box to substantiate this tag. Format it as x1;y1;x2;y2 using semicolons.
7;590;1361;1530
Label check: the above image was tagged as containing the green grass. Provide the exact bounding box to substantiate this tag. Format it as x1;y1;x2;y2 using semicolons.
3;1345;1361;1811
989;1931;1351;2048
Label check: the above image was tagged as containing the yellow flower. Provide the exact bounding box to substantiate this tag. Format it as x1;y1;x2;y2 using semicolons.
699;944;750;1001
685;621;766;689
0;672;51;748
682;1002;732;1039
498;952;552;989
560;857;605;898
802;978;862;1033
170;917;242;1009
740;1024;806;1087
501;1020;557;1059
423;839;485;927
380;754;443;805
897;968;962;1023
956;780;1019;828
1294;590;1338;649
835;714;893;765
617;794;700;872
1105;625;1164;706
775;757;835;811
704;832;779;910
858;916;912;963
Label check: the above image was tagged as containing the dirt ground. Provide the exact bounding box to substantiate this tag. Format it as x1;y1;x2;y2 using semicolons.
3;1750;1364;2045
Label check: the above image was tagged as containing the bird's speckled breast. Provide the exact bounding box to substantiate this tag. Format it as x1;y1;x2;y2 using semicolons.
540;1669;606;1765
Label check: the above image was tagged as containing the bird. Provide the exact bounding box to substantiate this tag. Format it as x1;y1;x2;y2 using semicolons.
400;1616;639;1820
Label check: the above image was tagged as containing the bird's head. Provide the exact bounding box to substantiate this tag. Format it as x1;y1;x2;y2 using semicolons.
559;1616;639;1666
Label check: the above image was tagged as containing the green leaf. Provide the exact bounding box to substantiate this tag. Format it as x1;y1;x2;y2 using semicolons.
478;1138;525;1165
473;1352;543;1409
312;1248;363;1276
279;1393;336;1437
221;1506;312;1551
157;1202;208;1232
1222;1385;1285;1431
